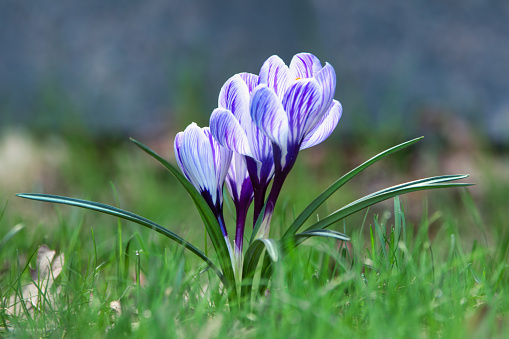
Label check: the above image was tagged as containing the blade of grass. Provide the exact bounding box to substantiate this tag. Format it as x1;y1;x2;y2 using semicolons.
16;193;226;286
0;224;24;253
373;216;389;269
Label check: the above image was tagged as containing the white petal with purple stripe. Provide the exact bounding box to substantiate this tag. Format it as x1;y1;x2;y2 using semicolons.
282;78;323;145
210;108;253;157
259;55;291;99
301;100;342;150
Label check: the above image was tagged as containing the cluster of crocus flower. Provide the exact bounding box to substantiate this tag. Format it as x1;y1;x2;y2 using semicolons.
174;53;342;271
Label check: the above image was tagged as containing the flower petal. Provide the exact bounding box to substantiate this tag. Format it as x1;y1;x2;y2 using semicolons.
282;78;323;145
174;123;218;197
250;85;289;150
258;55;291;99
289;53;322;79
218;75;251;126
210;108;252;157
226;152;253;205
300;100;342;150
315;63;336;115
203;127;232;193
239;72;259;94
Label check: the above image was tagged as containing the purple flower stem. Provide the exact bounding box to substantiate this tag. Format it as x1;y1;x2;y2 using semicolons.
252;185;268;226
245;157;271;227
217;212;228;237
201;190;228;237
234;204;249;253
256;145;298;238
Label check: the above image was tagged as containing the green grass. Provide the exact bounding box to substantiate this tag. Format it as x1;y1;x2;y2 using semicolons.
0;133;508;338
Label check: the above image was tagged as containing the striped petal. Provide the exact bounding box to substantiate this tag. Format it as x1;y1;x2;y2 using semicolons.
218;75;251;128
226;153;253;205
259;55;291;99
174;124;211;193
174;123;232;208
282;78;323;145
238;72;259;94
203;127;232;194
210;108;253;157
315;63;336;116
300;100;342;150
289;53;322;79
251;85;289;151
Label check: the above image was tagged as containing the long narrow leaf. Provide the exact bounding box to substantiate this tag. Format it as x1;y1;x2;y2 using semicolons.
241;238;279;298
16;193;226;286
303;179;472;234
294;229;350;242
284;137;423;237
344;175;469;208
130;138;236;292
259;179;471;295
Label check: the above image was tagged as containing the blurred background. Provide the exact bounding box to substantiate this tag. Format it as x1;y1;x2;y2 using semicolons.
0;0;508;247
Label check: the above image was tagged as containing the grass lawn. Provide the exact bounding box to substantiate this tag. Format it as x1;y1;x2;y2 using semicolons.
0;130;507;338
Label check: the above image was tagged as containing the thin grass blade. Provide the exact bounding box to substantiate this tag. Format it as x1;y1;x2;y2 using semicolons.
0;224;24;252
16;193;226;285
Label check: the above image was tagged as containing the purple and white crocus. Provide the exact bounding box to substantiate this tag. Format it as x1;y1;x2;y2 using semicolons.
174;123;234;256
210;73;274;224
251;53;342;238
178;53;341;258
225;152;253;270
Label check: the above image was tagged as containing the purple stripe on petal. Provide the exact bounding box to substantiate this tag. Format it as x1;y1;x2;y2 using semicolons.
210;108;252;157
226;153;253;204
300;100;342;150
218;75;251;125
174;123;232;209
246;120;274;167
251;85;289;150
315;63;336;116
204;127;232;193
282;79;323;145
258;55;291;99
289;53;322;79
239;72;259;94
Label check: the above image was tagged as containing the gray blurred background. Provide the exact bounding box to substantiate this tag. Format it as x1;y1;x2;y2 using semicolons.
1;0;508;143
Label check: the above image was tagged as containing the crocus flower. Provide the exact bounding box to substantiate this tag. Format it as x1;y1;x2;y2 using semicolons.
225;152;253;276
251;53;342;237
210;73;274;223
174;122;233;245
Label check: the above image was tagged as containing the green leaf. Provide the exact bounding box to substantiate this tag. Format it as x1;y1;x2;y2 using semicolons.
129;138;236;293
294;229;350;242
284;137;423;237
16;193;226;286
241;238;279;298
303;176;472;234
345;175;469;207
